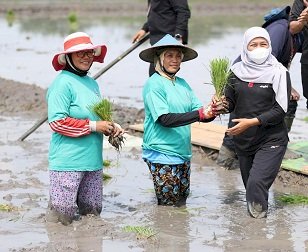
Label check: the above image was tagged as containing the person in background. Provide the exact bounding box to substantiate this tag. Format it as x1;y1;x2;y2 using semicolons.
132;0;190;76
46;32;124;225
216;27;291;218
217;6;301;170
139;34;222;206
289;0;308;109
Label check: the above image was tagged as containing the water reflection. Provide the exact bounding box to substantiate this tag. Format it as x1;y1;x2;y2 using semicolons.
145;206;191;252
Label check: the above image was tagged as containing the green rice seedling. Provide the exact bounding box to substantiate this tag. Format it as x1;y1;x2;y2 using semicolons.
6;9;15;26
91;99;113;122
68;12;79;32
209;57;231;99
277;194;308;205
90;99;125;151
68;12;78;23
0;204;17;212
102;173;112;181
103;159;112;167
122;225;157;239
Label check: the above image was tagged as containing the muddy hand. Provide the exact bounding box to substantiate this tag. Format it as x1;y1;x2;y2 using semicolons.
111;123;125;137
212;95;229;115
96;121;114;136
203;103;217;118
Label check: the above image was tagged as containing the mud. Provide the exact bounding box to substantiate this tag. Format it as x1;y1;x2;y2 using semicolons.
0;1;307;251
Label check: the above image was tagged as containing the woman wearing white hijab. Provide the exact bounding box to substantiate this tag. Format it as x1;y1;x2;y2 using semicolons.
221;27;291;218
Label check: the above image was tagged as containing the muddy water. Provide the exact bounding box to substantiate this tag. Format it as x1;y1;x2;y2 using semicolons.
0;115;308;251
0;9;308;252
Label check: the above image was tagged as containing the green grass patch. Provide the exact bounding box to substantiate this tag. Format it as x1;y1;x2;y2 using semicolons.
102;173;112;181
303;116;308;123
122;225;157;239
277;194;308;205
0;204;17;212
103;159;112;167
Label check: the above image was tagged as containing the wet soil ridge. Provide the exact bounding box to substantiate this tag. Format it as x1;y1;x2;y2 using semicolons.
0;77;47;115
0;77;143;129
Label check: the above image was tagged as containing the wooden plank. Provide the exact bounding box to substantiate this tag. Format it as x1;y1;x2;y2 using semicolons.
128;122;227;150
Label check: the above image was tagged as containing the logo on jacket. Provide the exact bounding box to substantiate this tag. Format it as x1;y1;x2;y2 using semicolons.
260;85;269;88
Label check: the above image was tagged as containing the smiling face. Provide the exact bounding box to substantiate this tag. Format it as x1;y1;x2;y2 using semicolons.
71;50;95;71
247;37;269;51
162;48;183;73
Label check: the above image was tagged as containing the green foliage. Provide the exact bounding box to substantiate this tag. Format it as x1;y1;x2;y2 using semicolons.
209;57;231;98
6;9;15;26
277;194;308;205
68;12;78;23
303;116;308;123
122;225;157;239
91;99;113;121
102;173;112;181
0;204;17;212
68;12;79;32
103;159;112;167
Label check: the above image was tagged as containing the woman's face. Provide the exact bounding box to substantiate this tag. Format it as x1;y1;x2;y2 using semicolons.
247;37;269;51
162;49;182;73
71;50;95;71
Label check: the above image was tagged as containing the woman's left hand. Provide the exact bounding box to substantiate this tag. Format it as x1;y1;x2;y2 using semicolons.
226;118;260;136
290;87;300;101
211;95;229;115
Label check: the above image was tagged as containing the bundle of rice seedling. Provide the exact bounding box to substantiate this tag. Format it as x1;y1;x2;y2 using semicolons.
90;98;125;151
209;57;231;99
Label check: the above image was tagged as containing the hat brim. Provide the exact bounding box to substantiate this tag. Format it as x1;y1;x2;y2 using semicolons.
139;45;198;63
262;6;291;28
52;44;107;71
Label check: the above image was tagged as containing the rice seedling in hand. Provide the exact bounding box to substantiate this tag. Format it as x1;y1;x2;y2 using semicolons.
90;98;125;151
209;57;231;115
209;57;231;99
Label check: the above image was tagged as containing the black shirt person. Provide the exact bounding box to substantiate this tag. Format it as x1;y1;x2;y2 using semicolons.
132;0;190;76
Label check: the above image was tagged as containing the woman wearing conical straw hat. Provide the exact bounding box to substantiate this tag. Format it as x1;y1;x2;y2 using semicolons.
139;34;223;206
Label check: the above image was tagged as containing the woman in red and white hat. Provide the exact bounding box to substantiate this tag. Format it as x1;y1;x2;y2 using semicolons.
46;32;124;225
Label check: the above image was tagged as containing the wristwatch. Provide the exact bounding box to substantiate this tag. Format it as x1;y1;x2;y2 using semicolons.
174;34;182;40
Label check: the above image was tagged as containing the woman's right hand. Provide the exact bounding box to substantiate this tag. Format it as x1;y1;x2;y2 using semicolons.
96;121;115;136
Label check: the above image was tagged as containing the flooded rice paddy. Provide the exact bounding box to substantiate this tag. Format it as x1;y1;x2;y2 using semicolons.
0;3;307;251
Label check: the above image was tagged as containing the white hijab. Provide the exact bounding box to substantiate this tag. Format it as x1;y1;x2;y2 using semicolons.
231;27;288;112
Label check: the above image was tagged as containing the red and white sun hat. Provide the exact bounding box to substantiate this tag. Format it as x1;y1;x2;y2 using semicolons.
52;32;107;71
